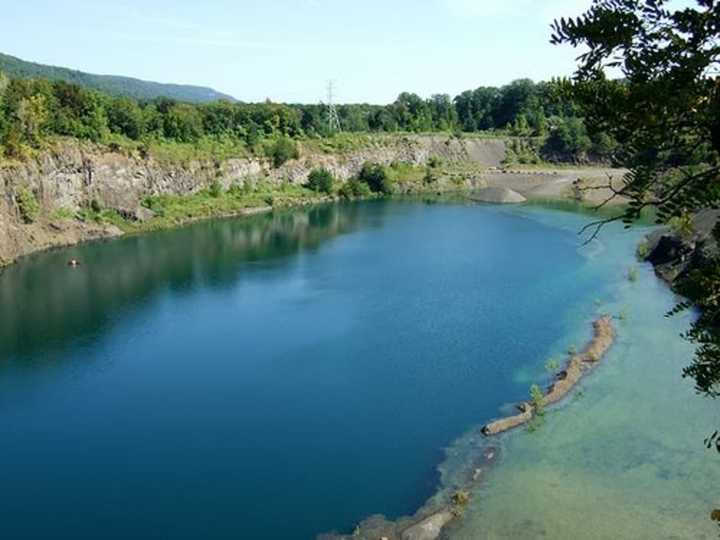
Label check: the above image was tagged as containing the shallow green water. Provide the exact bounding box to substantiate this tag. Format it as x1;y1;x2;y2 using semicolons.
447;208;720;540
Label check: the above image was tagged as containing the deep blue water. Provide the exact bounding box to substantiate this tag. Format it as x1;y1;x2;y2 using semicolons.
0;201;606;539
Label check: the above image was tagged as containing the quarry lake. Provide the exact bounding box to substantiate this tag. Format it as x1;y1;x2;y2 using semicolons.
0;200;718;539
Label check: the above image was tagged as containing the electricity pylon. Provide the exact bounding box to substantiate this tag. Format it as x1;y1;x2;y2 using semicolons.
325;81;341;133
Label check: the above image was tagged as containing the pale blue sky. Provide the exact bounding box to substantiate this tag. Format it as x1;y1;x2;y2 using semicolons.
3;0;598;103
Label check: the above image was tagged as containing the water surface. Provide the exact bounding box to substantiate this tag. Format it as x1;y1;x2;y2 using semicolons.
0;201;715;539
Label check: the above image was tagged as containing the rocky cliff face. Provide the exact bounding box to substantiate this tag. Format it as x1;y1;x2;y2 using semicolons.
0;135;507;266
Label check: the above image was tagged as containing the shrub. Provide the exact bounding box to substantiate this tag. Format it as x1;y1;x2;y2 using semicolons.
530;384;546;416
16;186;40;223
423;166;438;185
208;179;223;198
668;213;694;238
307;168;334;194
545;358;560;373
339;178;372;200
636;238;650;260
358;162;393;194
527;383;547;432
266;136;299;168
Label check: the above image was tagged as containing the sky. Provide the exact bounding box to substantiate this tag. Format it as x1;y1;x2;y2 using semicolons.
2;0;598;104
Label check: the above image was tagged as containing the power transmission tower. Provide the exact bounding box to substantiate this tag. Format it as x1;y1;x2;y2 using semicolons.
325;81;341;133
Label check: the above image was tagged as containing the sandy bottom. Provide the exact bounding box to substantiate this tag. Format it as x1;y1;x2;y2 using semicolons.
447;210;720;540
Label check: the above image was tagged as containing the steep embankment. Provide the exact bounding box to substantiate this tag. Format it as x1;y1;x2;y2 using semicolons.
0;136;507;266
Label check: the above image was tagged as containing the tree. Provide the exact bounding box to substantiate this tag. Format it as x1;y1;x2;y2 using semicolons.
265;136;298;167
106;97;144;139
552;1;720;396
307;168;334;194
15;94;47;145
543;116;592;159
163;103;203;142
358;162;393;194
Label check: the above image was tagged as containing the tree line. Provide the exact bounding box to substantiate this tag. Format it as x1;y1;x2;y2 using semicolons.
0;71;615;162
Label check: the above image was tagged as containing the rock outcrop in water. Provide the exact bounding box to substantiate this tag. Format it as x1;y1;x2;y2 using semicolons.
643;209;719;285
482;316;615;436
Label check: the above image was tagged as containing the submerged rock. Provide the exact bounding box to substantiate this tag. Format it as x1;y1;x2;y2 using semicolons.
400;510;455;540
471;186;527;204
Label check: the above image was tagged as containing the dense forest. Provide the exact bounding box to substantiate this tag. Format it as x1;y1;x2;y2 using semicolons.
0;52;235;103
0;69;616;164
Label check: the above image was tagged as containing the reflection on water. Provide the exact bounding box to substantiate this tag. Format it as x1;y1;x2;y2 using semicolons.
1;201;714;540
0;204;363;365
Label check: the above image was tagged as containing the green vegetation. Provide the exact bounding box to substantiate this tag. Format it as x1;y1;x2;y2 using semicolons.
553;1;720;400
636;239;650;260
307;168;334;195
451;490;471;506
338;178;372;200
15;185;39;223
530;384;546;415
628;267;639;283
668;213;695;239
358;162;393;194
0;61;616;163
0;52;234;103
527;383;547;432
265;136;299;167
59;180;330;235
545;358;560;373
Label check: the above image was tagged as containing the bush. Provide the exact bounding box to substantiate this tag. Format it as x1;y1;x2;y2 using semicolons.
545;358;560;373
636;238;650;260
307;168;334;194
530;384;545;414
339;178;372;200
16;186;40;223
208;179;223;198
358;162;393;194
423;166;438;185
266;136;299;168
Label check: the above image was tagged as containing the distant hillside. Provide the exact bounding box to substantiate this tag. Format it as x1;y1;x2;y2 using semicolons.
0;52;236;103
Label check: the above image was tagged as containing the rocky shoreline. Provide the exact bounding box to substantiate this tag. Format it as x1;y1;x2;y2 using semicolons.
482;316;615;436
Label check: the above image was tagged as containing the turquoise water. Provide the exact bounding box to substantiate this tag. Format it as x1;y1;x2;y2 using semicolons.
0;201;715;539
446;208;720;539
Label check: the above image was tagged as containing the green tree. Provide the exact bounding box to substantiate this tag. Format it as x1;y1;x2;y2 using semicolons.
266;136;299;167
552;1;720;397
543;116;592;159
307;168;334;194
15;94;48;145
106;97;144;139
163;103;204;142
358;162;393;194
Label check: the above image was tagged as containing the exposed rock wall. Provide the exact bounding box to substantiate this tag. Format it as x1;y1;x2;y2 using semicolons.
0;135;507;266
